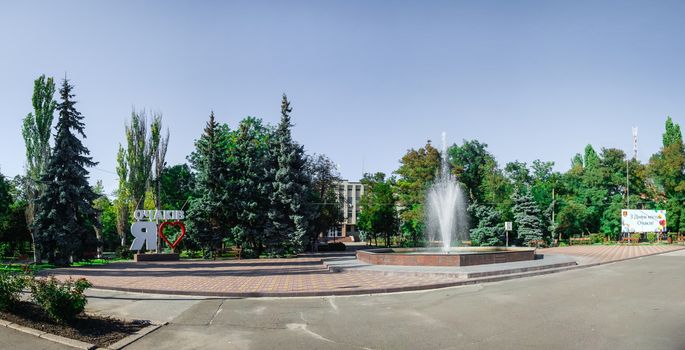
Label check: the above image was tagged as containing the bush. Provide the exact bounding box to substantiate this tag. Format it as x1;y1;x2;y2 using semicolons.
31;277;92;322
115;246;133;259
0;271;26;311
318;242;346;252
589;233;605;244
646;233;657;243
630;233;641;242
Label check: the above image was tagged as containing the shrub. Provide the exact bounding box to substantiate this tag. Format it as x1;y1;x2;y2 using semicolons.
31;277;92;322
318;242;346;252
646;233;657;243
589;233;605;244
630;233;641;242
0;271;26;311
115;246;133;259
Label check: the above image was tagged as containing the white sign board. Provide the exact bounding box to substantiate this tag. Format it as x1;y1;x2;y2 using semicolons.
621;209;667;233
504;222;513;231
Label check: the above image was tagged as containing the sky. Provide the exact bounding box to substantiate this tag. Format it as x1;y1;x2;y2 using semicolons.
1;0;685;195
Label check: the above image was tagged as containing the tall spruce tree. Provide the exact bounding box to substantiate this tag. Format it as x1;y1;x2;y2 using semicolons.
33;78;99;265
511;188;543;244
265;95;312;254
230;117;273;256
186;111;229;257
468;203;504;246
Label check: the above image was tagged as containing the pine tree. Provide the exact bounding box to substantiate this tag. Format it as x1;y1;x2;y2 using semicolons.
230;117;273;256
33;78;99;266
186;111;229;257
265;95;312;254
468;203;504;246
511;188;543;244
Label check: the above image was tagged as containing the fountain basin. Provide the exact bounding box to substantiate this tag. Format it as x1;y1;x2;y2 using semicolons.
357;247;535;267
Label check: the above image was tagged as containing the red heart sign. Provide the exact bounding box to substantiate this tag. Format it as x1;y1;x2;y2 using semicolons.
158;221;186;250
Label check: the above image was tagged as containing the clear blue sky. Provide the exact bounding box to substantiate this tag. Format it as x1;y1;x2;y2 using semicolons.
1;0;684;194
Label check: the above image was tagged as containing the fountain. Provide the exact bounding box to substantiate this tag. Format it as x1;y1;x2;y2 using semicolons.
356;133;536;267
425;132;469;250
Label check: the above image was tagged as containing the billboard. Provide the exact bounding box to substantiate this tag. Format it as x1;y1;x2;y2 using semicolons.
621;209;667;233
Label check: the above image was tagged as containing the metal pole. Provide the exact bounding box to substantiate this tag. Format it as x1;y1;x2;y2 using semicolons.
626;159;630;241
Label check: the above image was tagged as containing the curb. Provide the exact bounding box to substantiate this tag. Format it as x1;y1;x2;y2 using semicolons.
62;246;685;298
106;322;165;350
0;316;164;350
1;320;95;349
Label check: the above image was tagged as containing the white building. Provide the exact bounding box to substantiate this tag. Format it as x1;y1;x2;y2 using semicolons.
326;180;364;241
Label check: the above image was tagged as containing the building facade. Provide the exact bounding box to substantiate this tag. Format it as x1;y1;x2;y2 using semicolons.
326;180;364;241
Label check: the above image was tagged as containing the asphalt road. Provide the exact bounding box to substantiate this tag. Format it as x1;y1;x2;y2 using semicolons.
3;250;684;350
125;249;685;350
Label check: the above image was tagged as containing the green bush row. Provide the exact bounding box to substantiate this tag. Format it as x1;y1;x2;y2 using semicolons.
0;270;91;323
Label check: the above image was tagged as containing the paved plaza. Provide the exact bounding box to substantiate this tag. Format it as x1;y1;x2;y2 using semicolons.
6;248;684;350
44;245;684;297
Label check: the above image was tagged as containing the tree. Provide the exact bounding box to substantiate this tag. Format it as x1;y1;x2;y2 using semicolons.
511;188;543;244
159;164;195;210
265;95;312;254
358;173;398;247
114;144;130;246
33;78;99;266
395;141;440;246
153;122;169;251
186;112;230;257
21;75;56;261
123;109;162;211
229;117;273;256
448;140;496;203
0;175;30;255
306;154;342;251
663;116;682;147
468;203;504;246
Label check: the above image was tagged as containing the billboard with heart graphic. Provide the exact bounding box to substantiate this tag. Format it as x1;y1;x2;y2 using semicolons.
129;210;186;251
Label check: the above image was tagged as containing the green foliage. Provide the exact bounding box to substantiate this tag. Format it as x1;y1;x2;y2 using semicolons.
160;164;195;210
265;95;313;254
33;79;99;266
395;141;440;247
663;116;683;147
21;75;57;261
588;233;605;244
358;173;399;247
511;188;543;244
307;154;343;251
123;109;163;210
646;233;657;243
0;271;26;311
31;276;92;322
448;140;495;203
468;203;504;246
186;112;231;257
229;117;274;255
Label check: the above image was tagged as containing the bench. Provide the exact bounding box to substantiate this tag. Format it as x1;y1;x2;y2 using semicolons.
569;237;591;245
619;237;639;244
528;239;545;248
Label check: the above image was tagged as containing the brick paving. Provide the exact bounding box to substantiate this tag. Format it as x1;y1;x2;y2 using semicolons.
46;258;464;297
539;244;684;264
44;245;684;297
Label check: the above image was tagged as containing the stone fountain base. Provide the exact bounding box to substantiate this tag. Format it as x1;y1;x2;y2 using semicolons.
356;247;535;267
